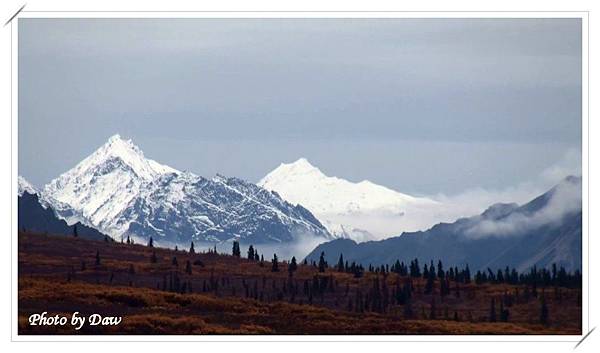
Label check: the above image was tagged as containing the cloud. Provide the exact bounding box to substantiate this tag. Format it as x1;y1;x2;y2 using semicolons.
336;149;583;241
464;176;582;238
429;147;581;217
540;148;582;183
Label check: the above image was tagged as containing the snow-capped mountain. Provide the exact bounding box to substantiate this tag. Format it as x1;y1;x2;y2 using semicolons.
115;172;329;245
18;176;38;196
258;158;440;240
41;135;331;246
43;134;178;233
19;175;86;223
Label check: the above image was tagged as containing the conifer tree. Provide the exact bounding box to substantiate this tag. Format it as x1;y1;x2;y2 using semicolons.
148;237;154;247
464;264;471;283
95;250;100;265
271;253;279;272
126;235;131;244
424;273;434;294
337;254;345;272
288;256;298;276
247;245;255;260
189;241;195;254
232;241;241;257
318;252;326;273
185;260;192;275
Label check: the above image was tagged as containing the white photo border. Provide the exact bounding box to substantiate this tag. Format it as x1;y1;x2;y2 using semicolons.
10;10;590;343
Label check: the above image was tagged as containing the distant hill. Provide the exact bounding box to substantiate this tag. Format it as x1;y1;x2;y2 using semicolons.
305;176;582;271
18;191;108;241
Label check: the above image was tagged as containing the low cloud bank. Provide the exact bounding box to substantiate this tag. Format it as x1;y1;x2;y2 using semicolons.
465;176;581;239
324;149;582;241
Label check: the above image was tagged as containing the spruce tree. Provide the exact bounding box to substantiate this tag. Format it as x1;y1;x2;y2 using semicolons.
73;225;78;238
148;237;154;247
288;256;298;276
189;241;195;254
247;245;255;260
232;241;241;257
318;252;326;273
271;254;279;272
337;254;345;272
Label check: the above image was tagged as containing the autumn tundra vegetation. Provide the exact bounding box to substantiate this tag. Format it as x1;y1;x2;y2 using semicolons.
18;231;581;335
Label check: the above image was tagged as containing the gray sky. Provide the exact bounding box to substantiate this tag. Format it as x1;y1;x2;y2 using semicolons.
19;18;582;196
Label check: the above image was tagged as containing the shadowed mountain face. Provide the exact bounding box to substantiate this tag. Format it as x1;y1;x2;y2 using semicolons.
116;172;330;245
18;192;107;241
305;176;582;271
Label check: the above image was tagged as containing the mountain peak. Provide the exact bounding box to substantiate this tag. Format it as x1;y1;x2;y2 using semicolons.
106;133;123;143
283;158;322;173
258;158;325;187
43;134;178;231
481;202;519;220
290;157;312;167
18;176;37;196
562;175;582;185
99;134;141;159
258;158;438;239
88;134;178;179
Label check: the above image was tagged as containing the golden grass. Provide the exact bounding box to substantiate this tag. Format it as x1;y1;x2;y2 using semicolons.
18;232;582;335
